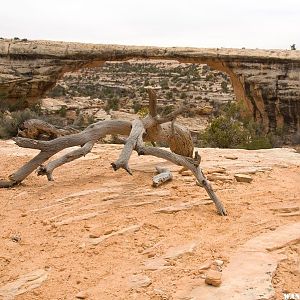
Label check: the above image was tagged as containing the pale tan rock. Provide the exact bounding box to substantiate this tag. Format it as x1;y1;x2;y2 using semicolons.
144;257;170;271
271;206;299;214
75;291;89;299
224;155;238;160
214;259;224;267
0;269;48;299
164;242;197;260
198;260;212;270
186;223;300;300
205;167;227;174
129;274;152;288
234;173;253;183
205;269;222;287
89;224;141;246
65;109;77;120
207;173;233;182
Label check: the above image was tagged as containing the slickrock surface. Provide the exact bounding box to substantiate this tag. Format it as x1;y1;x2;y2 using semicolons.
0;141;299;299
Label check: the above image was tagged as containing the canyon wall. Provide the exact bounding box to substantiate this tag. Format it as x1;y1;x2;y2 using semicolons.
0;39;299;133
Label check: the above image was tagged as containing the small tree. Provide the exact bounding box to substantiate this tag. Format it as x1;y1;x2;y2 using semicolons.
199;102;272;149
221;81;228;93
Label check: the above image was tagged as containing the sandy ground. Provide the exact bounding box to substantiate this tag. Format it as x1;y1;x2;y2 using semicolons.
0;141;299;300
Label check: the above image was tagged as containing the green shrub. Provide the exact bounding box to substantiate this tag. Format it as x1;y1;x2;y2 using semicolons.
105;98;119;112
137;107;149;118
158;105;174;116
58;105;67;117
199;115;248;148
166;91;173;100
132;101;142;113
48;84;66;98
221;81;228;93
0;109;38;139
198;102;273;149
159;78;169;89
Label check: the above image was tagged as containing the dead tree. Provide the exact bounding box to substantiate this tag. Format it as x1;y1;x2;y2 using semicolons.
0;89;227;216
18;119;79;140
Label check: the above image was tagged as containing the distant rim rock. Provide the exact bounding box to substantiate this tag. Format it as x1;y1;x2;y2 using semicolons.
0;39;299;134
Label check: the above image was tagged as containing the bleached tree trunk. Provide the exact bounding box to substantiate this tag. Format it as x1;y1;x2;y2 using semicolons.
152;167;173;187
0;89;227;215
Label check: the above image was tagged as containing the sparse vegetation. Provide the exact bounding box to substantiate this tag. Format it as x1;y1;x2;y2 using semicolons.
58;105;67;117
132;100;142;113
0;109;38;139
137;107;149;118
221;81;228;93
105;97;119;112
158;105;174;116
198;102;273;149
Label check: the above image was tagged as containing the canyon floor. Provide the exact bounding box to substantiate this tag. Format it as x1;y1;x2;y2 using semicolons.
0;141;299;300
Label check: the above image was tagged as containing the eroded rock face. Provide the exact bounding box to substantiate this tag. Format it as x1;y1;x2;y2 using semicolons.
0;39;299;133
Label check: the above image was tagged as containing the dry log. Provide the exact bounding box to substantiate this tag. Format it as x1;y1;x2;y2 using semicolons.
152;167;173;187
0;89;227;215
18;119;79;140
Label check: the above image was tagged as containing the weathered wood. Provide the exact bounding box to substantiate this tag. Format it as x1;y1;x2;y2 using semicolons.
18;119;79;140
37;141;95;181
0;89;227;215
136;145;226;215
152;167;173;187
3;120;132;185
111;119;145;175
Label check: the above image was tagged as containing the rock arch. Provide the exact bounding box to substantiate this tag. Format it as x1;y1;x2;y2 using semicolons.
0;39;299;133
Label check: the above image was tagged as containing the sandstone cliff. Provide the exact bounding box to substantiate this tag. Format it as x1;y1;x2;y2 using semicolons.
0;39;299;134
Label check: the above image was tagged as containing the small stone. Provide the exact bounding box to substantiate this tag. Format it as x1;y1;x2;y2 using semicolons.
164;243;197;260
207;173;233;182
224;155;238;160
214;259;224;267
88;233;100;238
234;174;253;183
103;229;114;235
144;257;170;271
129;274;152;288
147;252;155;258
78;243;86;249
205;269;222;287
205;167;227;174
198;260;212;270
181;170;192;176
75;291;89;299
11;234;21;243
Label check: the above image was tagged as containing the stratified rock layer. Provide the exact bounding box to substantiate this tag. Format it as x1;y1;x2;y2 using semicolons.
0;39;299;133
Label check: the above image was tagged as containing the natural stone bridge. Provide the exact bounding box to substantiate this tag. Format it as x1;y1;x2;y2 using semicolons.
0;39;299;134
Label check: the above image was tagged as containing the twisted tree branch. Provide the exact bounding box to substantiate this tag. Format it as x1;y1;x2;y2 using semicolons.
0;89;227;216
